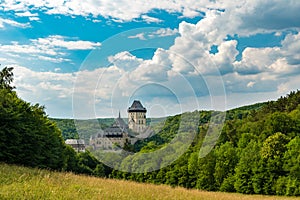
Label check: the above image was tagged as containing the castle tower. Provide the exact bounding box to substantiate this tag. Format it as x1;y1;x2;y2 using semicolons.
128;100;147;133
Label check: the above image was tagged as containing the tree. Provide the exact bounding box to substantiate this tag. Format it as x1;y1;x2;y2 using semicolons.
0;66;15;90
259;132;290;194
234;140;261;194
214;142;238;190
196;151;216;191
283;136;300;179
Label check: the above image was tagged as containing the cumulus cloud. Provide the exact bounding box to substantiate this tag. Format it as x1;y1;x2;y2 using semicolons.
11;65;75;117
234;32;300;77
103;4;300;100
108;51;143;71
11;65;125;118
233;47;281;75
2;0;300;117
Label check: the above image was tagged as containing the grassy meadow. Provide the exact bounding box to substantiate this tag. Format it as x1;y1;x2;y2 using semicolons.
0;163;299;200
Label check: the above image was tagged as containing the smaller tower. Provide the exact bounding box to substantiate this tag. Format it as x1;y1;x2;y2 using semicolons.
128;100;147;133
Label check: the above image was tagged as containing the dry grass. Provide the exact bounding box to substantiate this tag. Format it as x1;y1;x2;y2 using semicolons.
0;163;298;200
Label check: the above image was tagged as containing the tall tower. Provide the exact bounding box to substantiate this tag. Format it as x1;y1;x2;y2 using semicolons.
128;100;147;133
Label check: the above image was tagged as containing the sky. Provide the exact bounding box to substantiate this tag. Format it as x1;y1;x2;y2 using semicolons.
0;0;300;119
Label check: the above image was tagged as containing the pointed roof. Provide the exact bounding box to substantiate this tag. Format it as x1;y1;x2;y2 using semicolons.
128;100;147;112
112;112;128;131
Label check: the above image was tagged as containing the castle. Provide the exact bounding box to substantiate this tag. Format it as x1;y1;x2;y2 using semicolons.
128;100;147;133
65;139;86;152
89;100;151;150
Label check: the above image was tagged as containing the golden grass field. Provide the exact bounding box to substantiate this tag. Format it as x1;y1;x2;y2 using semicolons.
0;163;299;200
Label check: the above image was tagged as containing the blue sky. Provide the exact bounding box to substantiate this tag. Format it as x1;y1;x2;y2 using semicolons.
0;0;300;118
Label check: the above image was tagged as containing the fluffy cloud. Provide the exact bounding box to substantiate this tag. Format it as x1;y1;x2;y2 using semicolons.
2;0;300;118
0;35;101;65
10;60;198;118
234;32;300;76
233;47;281;75
108;51;143;71
0;0;210;22
148;28;178;38
33;35;101;50
12;65;75;117
1;0;300;32
11;65;126;118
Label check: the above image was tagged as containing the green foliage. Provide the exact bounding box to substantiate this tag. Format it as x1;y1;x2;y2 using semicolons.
0;66;15;90
110;90;300;196
0;89;65;170
284;136;300;179
234;140;261;194
196;152;216;191
214;142;237;189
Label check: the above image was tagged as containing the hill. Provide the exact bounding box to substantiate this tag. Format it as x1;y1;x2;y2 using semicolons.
108;91;300;196
0;163;297;200
49;91;300;196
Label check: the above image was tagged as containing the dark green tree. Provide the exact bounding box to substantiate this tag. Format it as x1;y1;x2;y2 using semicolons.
234;140;261;194
0;66;15;90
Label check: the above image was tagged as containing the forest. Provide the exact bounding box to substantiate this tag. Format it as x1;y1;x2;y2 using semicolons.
1;67;300;196
108;91;300;196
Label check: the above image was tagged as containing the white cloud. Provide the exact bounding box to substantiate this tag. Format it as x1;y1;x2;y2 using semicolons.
29;17;40;21
0;0;210;22
108;51;143;71
0;35;101;64
234;32;300;77
11;65;75;116
34;35;101;50
11;65;125;118
1;0;300;32
115;2;300;100
128;33;146;40
247;81;255;88
0;17;30;28
128;28;178;41
141;15;163;24
148;28;178;38
15;11;38;17
233;47;281;75
0;41;57;55
281;32;300;65
2;0;300;118
37;55;70;63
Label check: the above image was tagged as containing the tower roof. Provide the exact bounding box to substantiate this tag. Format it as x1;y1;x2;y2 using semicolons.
128;100;147;112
